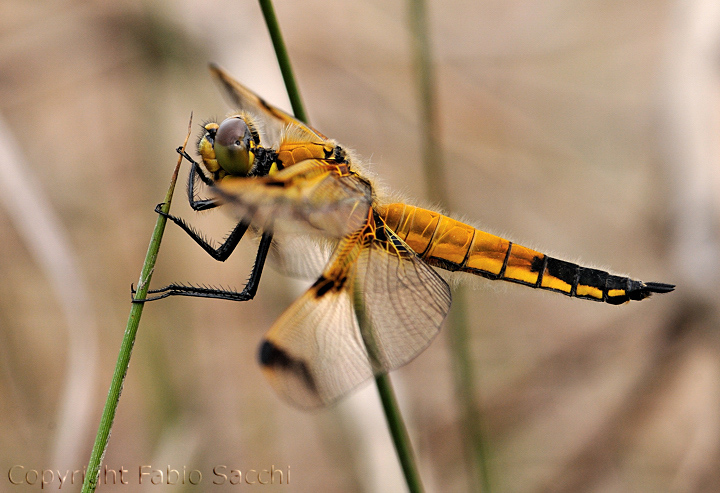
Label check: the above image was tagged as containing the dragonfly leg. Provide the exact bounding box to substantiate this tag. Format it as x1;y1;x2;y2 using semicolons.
168;151;240;256
181;151;221;211
133;231;273;303
155;203;250;261
138;147;272;303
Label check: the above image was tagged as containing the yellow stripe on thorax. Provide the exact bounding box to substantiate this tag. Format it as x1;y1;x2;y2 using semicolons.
276;141;335;169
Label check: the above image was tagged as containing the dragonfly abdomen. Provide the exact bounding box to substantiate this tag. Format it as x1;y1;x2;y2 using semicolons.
380;203;674;304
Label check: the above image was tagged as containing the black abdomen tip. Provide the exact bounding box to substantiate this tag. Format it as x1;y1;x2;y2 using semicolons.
607;280;676;304
643;282;676;294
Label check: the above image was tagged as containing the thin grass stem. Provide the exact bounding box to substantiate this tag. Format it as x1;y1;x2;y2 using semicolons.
258;2;425;491
375;374;424;493
257;0;308;122
80;117;193;493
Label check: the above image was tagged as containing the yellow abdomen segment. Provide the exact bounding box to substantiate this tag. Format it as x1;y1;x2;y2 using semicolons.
379;203;670;305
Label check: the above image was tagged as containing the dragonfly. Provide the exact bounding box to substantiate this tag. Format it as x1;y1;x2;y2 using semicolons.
144;64;675;409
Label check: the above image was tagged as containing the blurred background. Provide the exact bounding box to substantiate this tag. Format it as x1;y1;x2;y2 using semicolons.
1;1;718;491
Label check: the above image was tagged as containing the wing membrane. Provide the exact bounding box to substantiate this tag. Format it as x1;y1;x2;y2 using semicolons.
215;158;372;238
269;235;336;280
354;225;452;370
209;64;328;145
258;218;452;408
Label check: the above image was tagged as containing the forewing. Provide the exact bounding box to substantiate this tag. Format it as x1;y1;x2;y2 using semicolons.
209;64;328;145
214;158;372;238
258;219;452;408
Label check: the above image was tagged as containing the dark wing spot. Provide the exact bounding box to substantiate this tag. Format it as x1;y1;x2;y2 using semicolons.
257;96;275;113
311;275;346;297
258;340;317;394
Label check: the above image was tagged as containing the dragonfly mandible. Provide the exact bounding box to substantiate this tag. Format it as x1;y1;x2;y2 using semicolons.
143;65;675;409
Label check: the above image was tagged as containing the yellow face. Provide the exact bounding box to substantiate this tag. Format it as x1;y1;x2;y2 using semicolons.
196;122;220;176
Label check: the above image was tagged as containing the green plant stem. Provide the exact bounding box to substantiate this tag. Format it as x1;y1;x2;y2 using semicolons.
408;0;491;491
258;0;308;122
258;2;425;491
81;119;191;493
375;374;424;493
355;281;424;493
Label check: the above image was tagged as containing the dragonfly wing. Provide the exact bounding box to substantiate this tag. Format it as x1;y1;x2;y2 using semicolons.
209;64;328;145
258;218;452;408
352;223;452;372
214;158;372;238
258;273;369;409
269;235;336;281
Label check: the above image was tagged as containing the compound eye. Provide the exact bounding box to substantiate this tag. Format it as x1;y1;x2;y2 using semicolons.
214;117;255;176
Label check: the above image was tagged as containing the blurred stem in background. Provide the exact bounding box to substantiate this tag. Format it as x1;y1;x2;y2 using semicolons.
407;0;492;491
258;0;425;491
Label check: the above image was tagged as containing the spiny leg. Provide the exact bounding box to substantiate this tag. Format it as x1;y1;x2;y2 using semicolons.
154;202;251;261
177;147;221;211
136;147;273;303
134;231;273;302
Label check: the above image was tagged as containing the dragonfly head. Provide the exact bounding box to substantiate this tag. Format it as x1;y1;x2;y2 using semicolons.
197;122;220;175
213;116;257;176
